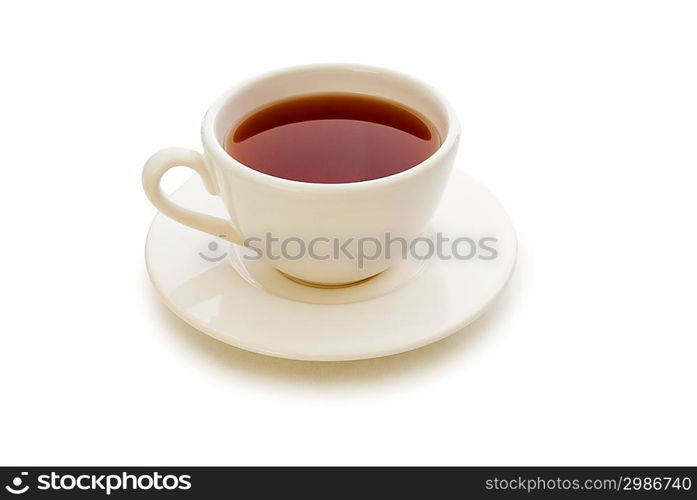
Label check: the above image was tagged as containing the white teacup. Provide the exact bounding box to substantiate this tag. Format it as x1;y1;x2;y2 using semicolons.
143;64;460;285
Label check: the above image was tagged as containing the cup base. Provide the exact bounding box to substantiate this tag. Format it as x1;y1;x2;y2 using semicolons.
278;271;382;289
227;242;430;305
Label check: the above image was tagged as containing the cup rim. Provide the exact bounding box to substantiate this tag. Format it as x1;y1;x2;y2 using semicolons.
201;63;460;191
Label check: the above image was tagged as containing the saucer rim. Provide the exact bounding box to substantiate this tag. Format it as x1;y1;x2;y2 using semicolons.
146;255;516;361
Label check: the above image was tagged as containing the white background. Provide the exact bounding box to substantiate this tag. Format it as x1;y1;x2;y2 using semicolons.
1;1;695;466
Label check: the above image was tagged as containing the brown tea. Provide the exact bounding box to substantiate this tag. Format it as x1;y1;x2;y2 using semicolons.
224;93;440;183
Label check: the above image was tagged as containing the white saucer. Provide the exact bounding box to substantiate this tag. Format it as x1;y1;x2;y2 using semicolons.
145;170;517;361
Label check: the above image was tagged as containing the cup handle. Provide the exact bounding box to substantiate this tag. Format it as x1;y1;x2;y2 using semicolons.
142;147;243;244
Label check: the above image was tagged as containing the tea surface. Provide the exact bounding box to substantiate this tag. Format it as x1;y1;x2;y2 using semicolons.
225;93;440;183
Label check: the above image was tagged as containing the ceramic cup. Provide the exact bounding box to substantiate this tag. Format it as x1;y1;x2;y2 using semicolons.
142;64;460;285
